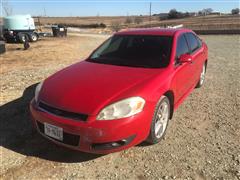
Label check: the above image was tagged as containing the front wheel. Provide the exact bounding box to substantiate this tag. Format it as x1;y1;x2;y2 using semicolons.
18;33;27;43
196;62;207;88
146;96;170;144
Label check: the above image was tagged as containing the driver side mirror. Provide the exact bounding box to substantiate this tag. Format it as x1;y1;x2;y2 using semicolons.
179;54;193;64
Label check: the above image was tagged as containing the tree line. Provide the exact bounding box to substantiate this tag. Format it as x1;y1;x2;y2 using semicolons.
157;8;239;20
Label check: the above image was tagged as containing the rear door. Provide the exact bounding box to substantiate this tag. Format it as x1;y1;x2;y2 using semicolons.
185;33;205;84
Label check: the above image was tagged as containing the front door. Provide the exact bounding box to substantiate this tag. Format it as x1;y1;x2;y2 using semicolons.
173;33;194;103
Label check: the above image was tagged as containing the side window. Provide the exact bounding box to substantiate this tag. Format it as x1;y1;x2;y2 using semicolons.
185;33;199;53
176;34;189;63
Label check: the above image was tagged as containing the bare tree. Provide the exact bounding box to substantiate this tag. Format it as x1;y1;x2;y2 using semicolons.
134;16;143;24
111;21;121;32
125;16;133;24
198;10;203;16
201;8;213;15
2;0;13;16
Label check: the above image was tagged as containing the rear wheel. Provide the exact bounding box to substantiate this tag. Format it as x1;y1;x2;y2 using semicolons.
196;62;206;88
146;96;170;144
29;32;38;42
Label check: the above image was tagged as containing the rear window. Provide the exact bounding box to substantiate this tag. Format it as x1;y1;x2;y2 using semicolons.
88;35;173;68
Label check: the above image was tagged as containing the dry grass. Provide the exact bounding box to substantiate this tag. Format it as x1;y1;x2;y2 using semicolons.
0;36;106;74
34;15;240;30
34;16;154;26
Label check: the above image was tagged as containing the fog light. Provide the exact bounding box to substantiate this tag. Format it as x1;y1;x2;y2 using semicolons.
111;142;120;147
92;135;136;150
111;139;127;147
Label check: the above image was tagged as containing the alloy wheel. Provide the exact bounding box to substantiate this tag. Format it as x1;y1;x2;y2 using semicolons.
154;101;169;139
200;63;206;85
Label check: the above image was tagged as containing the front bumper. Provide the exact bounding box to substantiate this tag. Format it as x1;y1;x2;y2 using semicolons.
30;99;154;154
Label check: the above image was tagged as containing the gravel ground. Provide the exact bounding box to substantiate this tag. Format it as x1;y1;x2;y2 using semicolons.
0;35;240;180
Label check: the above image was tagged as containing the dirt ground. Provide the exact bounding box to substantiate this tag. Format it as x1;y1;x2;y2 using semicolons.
0;34;240;180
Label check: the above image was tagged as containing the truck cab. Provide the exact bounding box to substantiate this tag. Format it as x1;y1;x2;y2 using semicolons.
3;14;39;43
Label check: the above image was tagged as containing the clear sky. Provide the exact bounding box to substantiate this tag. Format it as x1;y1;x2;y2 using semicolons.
2;0;240;17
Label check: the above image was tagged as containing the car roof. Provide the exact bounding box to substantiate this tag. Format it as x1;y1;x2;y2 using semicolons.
115;28;192;36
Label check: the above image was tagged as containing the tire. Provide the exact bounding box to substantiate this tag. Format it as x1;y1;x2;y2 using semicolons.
18;33;27;43
196;62;207;88
28;32;38;42
0;41;6;54
146;96;170;144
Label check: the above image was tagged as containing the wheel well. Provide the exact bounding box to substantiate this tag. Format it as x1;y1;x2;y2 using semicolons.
164;91;174;119
205;59;208;71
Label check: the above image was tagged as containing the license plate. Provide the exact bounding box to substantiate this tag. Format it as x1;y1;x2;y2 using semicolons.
44;123;63;141
59;28;64;32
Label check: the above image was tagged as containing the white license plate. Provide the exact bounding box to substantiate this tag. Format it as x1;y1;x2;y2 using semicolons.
44;123;63;141
59;28;64;32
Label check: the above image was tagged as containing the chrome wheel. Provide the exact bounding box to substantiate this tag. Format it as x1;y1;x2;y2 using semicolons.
21;36;26;42
200;63;206;85
154;101;169;139
32;34;37;41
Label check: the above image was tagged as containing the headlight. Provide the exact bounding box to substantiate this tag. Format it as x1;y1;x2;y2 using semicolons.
97;97;145;120
35;81;43;102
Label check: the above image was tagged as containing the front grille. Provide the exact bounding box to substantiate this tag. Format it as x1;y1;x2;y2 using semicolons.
38;101;88;121
37;121;80;146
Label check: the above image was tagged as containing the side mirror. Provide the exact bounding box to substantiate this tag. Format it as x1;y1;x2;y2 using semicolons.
179;54;192;64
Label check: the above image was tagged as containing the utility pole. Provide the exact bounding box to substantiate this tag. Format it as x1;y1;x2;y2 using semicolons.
149;2;152;27
43;7;46;17
97;12;100;24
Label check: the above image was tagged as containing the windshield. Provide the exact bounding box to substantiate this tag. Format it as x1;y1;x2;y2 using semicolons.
87;35;173;68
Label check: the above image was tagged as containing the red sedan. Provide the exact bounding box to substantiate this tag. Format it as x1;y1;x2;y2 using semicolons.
30;28;208;154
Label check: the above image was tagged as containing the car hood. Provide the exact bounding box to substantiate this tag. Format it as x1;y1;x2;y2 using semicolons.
40;61;163;115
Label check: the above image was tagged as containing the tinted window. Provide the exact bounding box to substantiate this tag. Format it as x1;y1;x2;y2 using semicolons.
176;34;189;59
185;33;199;52
88;35;173;68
